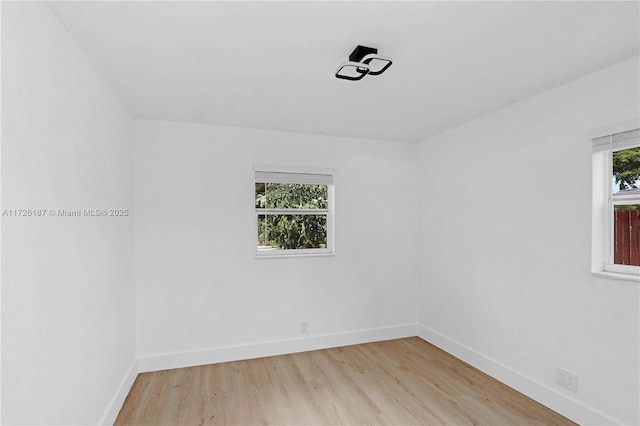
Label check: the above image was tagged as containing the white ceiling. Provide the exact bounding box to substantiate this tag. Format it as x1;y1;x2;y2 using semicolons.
48;1;639;143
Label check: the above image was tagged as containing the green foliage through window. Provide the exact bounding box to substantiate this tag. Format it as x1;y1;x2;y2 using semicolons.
613;147;640;191
256;183;328;249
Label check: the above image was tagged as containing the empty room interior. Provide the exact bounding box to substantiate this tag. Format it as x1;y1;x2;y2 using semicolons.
2;1;640;425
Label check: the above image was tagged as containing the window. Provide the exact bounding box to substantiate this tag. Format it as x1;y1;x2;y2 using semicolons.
255;167;334;257
591;121;640;279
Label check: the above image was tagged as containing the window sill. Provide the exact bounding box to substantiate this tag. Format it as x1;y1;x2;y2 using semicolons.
592;271;640;283
255;251;335;260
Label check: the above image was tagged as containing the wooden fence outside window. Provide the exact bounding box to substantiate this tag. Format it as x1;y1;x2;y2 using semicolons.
614;210;640;266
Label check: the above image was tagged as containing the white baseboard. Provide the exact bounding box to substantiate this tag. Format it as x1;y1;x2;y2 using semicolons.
99;358;139;426
103;325;621;426
138;323;417;373
416;324;621;426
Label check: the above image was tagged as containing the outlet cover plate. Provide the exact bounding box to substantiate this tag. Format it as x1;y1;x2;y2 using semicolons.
557;368;578;392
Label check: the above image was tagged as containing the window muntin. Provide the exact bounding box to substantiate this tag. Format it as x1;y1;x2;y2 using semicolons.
255;169;334;257
591;125;640;278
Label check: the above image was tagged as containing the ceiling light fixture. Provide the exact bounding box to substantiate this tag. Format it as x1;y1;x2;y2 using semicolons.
335;45;392;81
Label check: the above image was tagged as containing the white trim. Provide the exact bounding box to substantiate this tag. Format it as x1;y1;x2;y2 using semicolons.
591;151;608;274
592;271;640;283
327;182;335;254
586;118;640;140
257;208;329;215
603;263;640;277
592;130;640;153
255;168;335;257
138;324;417;373
98;358;139;426
100;327;627;425
590;123;640;279
255;171;333;185
254;164;336;178
416;325;622;426
612;193;640;205
255;250;334;259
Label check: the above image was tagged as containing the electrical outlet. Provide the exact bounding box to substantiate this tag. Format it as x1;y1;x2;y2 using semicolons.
300;321;309;334
557;368;578;392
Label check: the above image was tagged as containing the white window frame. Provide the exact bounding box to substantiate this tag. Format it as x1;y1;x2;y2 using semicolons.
254;165;335;259
590;119;640;281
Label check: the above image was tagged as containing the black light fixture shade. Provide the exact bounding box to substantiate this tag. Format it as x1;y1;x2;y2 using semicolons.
361;53;393;75
335;45;392;81
335;61;370;81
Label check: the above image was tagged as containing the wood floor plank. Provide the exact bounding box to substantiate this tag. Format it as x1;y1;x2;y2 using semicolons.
115;338;576;425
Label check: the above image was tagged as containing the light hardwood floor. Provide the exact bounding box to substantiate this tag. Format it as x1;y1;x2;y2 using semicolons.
115;337;576;425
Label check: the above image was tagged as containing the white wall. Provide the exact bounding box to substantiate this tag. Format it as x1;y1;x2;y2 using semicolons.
1;2;135;424
3;3;637;424
134;120;418;364
417;57;639;425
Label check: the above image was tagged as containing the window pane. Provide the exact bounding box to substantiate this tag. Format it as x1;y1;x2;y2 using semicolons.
613;205;640;266
265;183;328;209
257;214;267;247
255;183;266;208
612;146;640;194
261;214;327;249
